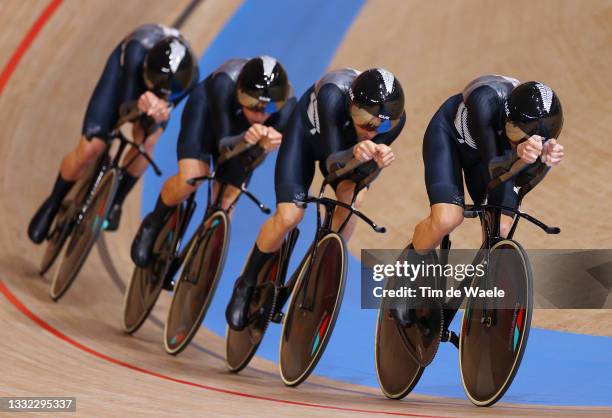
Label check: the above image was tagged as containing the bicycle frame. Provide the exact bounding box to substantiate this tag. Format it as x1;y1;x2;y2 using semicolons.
439;171;560;332
288;165;386;311
71;115;163;228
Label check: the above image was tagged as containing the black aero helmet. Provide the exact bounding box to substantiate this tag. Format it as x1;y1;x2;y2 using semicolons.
236;55;289;113
505;81;563;139
349;68;405;133
143;36;197;101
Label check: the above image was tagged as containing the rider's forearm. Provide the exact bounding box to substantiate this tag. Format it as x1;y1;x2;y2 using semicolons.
325;147;354;174
218;133;245;153
488;148;519;179
119;100;138;119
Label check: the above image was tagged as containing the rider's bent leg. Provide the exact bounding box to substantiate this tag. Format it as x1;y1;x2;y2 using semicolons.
225;203;304;331
107;127;164;231
226;98;314;330
28;136;107;243
332;180;367;240
130;159;209;268
500;214;514;238
162;158;210;205
412;203;464;252
213;181;242;214
258;203;304;252
61;136;108;181
391;204;463;327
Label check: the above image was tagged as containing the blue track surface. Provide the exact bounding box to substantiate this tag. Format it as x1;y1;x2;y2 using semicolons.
141;0;612;407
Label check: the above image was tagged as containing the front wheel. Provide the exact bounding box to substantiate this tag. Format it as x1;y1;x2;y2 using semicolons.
278;232;347;387
459;239;533;407
374;297;425;399
164;211;230;355
122;207;182;334
225;252;281;373
49;170;117;301
40;174;94;275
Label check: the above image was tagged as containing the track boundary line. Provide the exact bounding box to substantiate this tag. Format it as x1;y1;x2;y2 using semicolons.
0;0;63;95
0;280;447;418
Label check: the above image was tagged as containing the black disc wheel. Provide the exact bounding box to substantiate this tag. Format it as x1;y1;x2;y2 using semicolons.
279;233;347;387
164;211;230;355
49;170;117;301
374;303;425;399
459;239;533;407
225;252;281;373
122;207;182;334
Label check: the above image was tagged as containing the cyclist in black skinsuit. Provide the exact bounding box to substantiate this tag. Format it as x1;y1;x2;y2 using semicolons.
130;56;297;268
393;74;565;326
28;24;198;243
226;67;407;331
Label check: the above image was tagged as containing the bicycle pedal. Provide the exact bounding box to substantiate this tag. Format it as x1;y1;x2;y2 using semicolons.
271;311;284;324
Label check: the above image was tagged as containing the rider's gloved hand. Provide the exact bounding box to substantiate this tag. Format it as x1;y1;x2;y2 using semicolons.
517;136;543;164
353;140;378;162
244;123;268;145
138;91;170;124
541;138;564;167
374;144;395;168
259;126;282;153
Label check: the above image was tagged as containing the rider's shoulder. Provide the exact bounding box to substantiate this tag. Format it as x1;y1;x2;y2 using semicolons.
123;24;182;50
462;74;518;103
211;58;249;82
188;79;208;97
315;68;360;96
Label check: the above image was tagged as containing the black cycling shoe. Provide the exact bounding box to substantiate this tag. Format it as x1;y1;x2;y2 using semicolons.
162;275;175;291
130;214;163;268
225;276;255;331
28;199;60;244
104;204;122;232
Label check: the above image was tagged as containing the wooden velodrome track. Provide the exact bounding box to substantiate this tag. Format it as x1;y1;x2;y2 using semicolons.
1;0;610;416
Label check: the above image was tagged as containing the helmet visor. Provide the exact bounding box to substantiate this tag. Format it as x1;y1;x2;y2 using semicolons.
237;89;286;114
505;121;532;144
143;73;174;102
143;70;194;103
350;104;399;134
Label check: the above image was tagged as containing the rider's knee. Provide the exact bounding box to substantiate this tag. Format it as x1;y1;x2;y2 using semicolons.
76;138;104;166
276;204;304;231
430;206;463;236
176;170;199;195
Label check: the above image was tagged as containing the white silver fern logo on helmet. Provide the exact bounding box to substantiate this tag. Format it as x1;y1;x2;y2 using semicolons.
168;39;186;73
535;82;553;111
260;55;277;77
377;68;395;94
